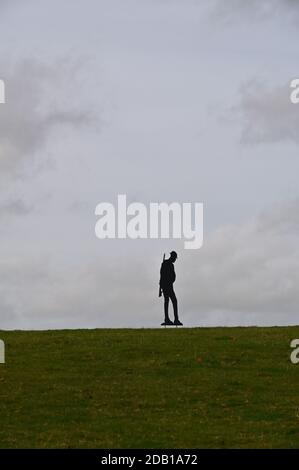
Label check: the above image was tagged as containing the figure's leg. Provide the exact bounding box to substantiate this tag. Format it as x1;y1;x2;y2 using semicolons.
163;293;170;322
170;289;178;321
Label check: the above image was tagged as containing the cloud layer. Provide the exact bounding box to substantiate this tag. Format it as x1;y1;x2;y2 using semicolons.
1;200;299;329
0;0;298;329
230;80;299;144
0;59;93;176
212;0;299;22
182;200;299;325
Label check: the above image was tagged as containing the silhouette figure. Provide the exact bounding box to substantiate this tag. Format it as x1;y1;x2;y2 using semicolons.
159;251;183;326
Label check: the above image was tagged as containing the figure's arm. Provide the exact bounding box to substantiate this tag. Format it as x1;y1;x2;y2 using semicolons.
172;265;176;283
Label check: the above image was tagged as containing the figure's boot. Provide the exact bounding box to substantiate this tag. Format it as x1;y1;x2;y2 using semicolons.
174;314;183;326
161;317;174;326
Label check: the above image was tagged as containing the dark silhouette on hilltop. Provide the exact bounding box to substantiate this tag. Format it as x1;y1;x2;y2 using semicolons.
159;251;183;326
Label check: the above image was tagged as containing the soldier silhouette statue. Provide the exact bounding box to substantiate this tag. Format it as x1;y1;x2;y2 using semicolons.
159;251;183;326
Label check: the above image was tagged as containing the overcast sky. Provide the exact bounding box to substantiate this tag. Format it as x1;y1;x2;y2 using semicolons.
1;0;299;329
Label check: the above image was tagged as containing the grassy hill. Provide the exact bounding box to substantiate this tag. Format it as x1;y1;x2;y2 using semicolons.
0;327;299;448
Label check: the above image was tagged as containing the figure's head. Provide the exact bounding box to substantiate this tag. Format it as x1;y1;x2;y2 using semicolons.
170;251;178;263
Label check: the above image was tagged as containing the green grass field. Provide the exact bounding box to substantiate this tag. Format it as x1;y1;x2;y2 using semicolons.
0;327;299;448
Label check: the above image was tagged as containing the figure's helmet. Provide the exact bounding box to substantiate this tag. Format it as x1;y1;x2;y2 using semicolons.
170;251;178;260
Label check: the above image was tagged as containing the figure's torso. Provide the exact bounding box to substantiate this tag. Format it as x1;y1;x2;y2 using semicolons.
160;259;176;287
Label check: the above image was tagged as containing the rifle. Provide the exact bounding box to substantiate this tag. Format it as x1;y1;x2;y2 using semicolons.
159;253;165;297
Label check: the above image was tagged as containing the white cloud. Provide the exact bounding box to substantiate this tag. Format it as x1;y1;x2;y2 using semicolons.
211;0;299;23
0;59;94;177
0;199;33;218
228;80;299;145
181;199;299;325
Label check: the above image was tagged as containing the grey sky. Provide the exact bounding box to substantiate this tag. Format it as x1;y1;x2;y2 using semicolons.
0;0;299;329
